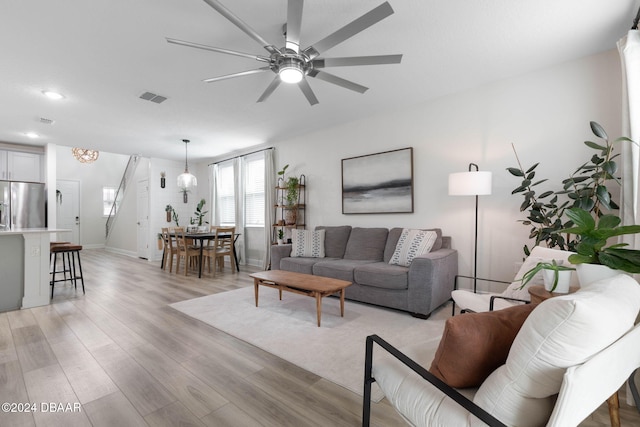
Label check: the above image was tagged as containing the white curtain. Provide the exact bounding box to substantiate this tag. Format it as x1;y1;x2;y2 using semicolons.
234;157;245;265
263;149;275;269
618;27;640;406
209;163;220;226
619;30;640;240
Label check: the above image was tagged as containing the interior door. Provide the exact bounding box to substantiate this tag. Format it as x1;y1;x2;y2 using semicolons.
55;180;80;244
137;179;149;259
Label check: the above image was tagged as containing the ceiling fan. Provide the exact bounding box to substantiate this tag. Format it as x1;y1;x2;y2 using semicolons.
166;0;402;105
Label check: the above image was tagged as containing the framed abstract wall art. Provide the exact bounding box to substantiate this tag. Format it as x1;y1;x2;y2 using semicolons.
342;147;413;214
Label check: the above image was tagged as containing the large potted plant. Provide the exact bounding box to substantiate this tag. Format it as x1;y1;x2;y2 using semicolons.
508;121;635;256
559;207;640;285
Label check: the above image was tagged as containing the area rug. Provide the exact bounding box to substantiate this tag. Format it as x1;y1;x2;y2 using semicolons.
170;286;448;401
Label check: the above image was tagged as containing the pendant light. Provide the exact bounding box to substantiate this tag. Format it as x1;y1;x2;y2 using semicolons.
177;139;197;189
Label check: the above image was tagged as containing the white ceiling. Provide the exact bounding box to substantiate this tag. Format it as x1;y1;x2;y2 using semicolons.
0;0;637;161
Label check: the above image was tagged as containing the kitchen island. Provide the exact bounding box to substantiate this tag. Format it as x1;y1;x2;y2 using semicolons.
0;228;70;311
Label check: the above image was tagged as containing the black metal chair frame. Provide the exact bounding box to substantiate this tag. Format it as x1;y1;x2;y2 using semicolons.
362;334;507;427
452;274;526;315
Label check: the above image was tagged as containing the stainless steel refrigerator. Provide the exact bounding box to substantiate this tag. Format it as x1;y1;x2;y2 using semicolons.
0;181;46;230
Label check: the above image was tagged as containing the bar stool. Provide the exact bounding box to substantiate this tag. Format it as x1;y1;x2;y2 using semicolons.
50;242;72;281
50;244;85;298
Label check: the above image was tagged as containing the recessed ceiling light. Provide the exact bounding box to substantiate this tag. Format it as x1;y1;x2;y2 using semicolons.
25;132;39;138
42;90;65;100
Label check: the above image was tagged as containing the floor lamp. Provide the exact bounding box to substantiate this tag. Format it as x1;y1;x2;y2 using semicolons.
448;163;492;293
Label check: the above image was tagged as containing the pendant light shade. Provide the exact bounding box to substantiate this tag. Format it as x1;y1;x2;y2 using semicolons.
177;139;197;189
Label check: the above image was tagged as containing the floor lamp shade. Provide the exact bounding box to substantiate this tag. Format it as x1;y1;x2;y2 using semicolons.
448;171;492;196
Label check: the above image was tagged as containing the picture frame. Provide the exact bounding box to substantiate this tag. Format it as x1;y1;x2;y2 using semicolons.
342;147;413;214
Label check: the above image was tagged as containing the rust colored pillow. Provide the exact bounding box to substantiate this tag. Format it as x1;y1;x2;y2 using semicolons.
429;303;535;388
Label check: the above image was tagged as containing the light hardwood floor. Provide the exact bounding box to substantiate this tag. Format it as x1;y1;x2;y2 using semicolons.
0;249;638;426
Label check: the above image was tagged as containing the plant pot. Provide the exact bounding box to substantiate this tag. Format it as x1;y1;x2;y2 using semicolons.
160;177;165;188
541;269;572;293
166;211;171;222
284;208;297;225
575;264;620;288
277;239;283;245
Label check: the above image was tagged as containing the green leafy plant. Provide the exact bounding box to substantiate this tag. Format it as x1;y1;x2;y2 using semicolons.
165;204;173;212
172;209;180;226
285;176;299;206
277;164;289;178
507;150;571;255
508;121;635;256
559;208;640;273
277;229;284;240
517;260;575;292
193;198;209;226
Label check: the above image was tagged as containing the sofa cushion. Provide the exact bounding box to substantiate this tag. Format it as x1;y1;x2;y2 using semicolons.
315;226;352;258
429;304;535;388
343;227;388;261
384;228;443;262
389;229;438;267
312;259;376;282
353;262;409;290
291;229;325;258
280;257;334;275
471;274;640;427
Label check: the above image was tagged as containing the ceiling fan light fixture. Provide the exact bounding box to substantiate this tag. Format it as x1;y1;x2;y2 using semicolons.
279;58;304;84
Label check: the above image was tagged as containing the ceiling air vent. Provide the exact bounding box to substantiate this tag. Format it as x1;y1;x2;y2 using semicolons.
139;92;167;104
39;117;55;125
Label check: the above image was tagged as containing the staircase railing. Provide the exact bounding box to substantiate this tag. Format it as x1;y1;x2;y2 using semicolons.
105;155;140;238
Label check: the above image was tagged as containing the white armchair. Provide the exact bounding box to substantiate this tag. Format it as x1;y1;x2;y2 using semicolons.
363;274;640;426
451;246;577;313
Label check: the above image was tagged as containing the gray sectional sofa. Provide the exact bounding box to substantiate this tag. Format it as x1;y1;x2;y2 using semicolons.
270;226;458;318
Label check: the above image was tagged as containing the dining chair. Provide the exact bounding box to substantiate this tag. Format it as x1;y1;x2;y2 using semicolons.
161;227;177;271
205;226;236;275
174;227;200;275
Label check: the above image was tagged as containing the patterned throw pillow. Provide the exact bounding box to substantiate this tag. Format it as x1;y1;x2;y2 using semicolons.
389;229;437;267
290;229;326;258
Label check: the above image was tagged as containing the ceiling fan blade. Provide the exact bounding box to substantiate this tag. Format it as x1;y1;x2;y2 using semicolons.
286;0;304;53
201;0;279;54
298;79;319;105
303;2;394;59
257;77;282;103
204;67;272;83
166;38;270;63
307;70;368;94
313;54;402;68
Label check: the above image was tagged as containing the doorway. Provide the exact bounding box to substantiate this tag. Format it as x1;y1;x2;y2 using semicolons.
137;179;149;259
56;180;80;244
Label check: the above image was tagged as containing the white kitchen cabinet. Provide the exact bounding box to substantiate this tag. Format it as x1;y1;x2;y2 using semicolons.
0;151;42;182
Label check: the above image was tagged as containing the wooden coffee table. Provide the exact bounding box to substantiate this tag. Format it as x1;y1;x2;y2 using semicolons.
249;270;352;327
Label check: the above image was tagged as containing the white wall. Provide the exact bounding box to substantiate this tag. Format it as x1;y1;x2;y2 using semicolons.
56;147;131;248
268;49;622;291
147;158;210;261
105;157;150;256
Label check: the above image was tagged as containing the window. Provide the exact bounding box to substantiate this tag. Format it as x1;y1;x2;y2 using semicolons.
217;161;235;225
103;187;118;216
244;154;265;226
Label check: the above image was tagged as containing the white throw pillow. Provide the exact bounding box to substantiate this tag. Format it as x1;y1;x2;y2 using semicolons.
290;229;325;258
471;274;640;427
389;229;437;267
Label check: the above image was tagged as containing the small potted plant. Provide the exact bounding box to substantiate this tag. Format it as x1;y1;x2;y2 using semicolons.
160;171;166;188
193;198;209;231
559;207;640;285
284;176;299;225
518;259;576;293
165;204;173;222
277;228;285;245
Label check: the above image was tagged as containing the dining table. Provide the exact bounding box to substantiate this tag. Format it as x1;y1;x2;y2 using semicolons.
165;230;240;278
